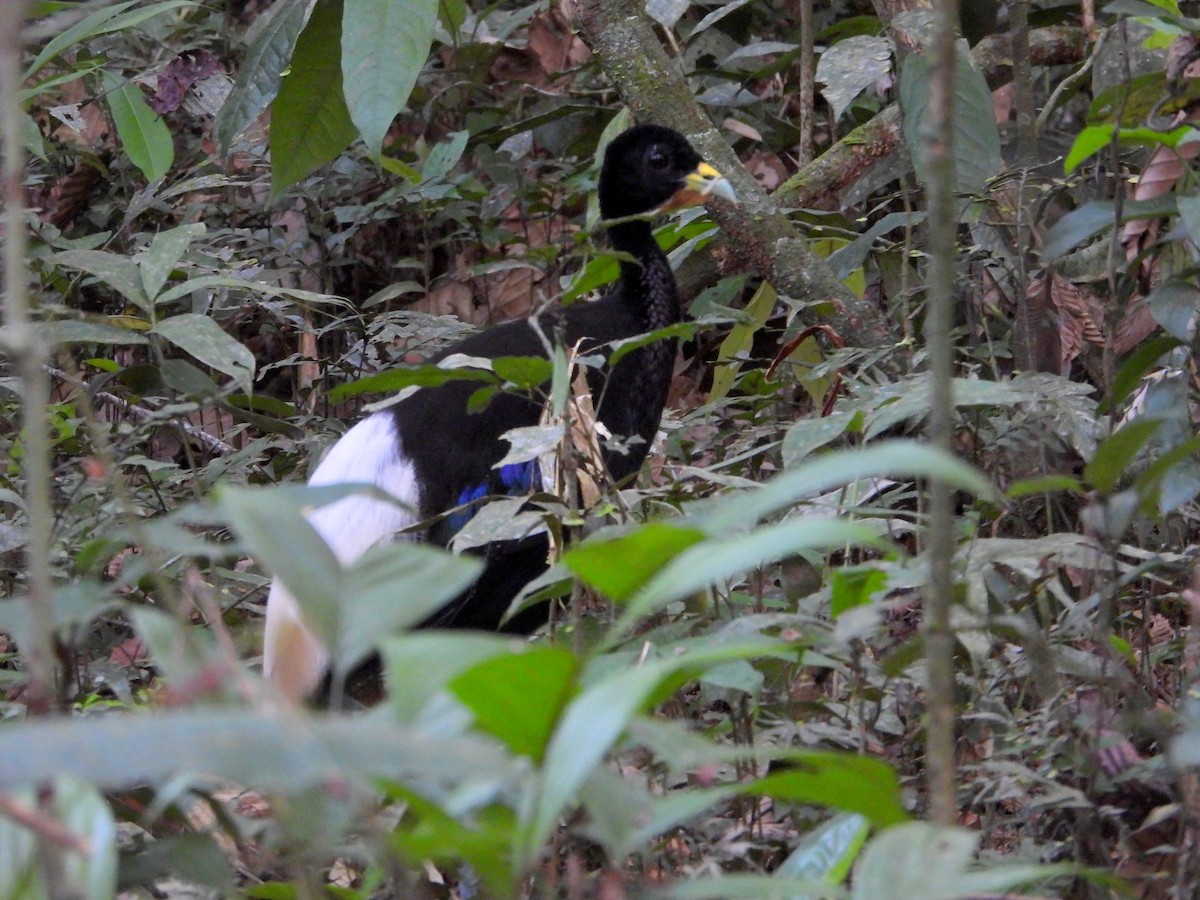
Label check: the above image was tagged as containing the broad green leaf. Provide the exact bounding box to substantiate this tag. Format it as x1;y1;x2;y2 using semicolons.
52;249;152;314
1064;123;1198;173
387;788;517;896
214;0;316;153
449;647;579;761
1108;335;1182;409
1041;196;1179;261
899;46;1000;197
701;441;998;533
24;1;193;80
782;410;858;468
710;280;776;402
752;753;909;827
382;632;522;723
851;823;1075;900
342;0;438;157
605;518;884;646
269;0;358;197
521;640;796;867
491;355;554;389
152;313;256;393
338;540;482;673
217;485;343;649
564;523;708;602
0;709;518;797
1146;279;1200;341
101;70;173;183
816;35;892;120
1083;420;1162;494
830;566;887;618
42;318;150;346
329;362;497;401
777;812;870;892
140;223;205;299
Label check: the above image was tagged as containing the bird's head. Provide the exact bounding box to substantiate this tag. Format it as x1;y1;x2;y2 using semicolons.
598;124;737;222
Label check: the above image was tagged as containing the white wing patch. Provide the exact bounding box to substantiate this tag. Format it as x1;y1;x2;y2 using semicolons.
263;412;420;700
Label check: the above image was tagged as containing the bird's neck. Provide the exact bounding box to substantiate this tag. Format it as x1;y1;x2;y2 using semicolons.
608;220;680;330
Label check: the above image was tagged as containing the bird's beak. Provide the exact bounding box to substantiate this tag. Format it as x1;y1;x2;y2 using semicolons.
661;161;738;211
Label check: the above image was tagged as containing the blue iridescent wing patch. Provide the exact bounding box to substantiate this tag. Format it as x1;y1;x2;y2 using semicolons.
446;459;541;534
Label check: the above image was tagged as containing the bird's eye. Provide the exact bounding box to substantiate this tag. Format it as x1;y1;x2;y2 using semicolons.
647;146;670;169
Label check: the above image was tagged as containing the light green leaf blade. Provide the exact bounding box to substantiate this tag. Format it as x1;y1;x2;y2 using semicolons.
269;0;358;198
24;1;193;80
449;647;579;762
605;518;886;647
140;223;205;300
899;45;1000;197
214;0;316;153
101;69;174;183
338;541;482;673
152;313;256;393
342;0;438;157
52;248;153;314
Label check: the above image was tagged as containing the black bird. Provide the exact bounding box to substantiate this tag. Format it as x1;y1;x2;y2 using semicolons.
263;124;736;700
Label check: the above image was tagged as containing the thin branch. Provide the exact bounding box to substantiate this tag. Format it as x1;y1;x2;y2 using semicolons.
921;0;961;827
0;0;56;713
0;793;91;856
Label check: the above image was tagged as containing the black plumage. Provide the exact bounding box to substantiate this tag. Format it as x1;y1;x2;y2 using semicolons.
263;124;735;699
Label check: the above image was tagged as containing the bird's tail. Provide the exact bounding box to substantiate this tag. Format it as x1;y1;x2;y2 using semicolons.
262;412;420;700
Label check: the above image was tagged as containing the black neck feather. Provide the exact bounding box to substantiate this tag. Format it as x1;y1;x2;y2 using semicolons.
608;219;680;331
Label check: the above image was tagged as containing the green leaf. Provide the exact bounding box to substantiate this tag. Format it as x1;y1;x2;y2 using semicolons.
342;0;438;157
337;540;482;674
782;410;857;468
328;360;497;401
564;523;708;602
703;440;998;532
777;812;870;890
152;314;256;393
899;46;1000;196
830;566;887;618
52;249;153;314
24;1;194;80
382;632;521;723
140;223;205;300
851;823;1075;900
269;0;358;198
1042;196;1180;261
100;70;174;183
753;753;909;828
1146;279;1200;341
42;318;150;346
1084;420;1162;494
1108;335;1182;409
1064;123;1198;173
214;0;316;153
0;709;518;796
491;355;554;389
449;647;579;762
606;518;886;648
217;485;344;649
710;281;776;402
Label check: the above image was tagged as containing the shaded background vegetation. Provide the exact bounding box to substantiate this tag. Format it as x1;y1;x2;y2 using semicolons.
2;0;1200;897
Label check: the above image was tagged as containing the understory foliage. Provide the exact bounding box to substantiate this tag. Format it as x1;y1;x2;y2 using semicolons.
2;0;1200;897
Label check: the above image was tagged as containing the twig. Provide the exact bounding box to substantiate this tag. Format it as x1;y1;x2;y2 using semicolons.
1;0;56;713
0;793;91;856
